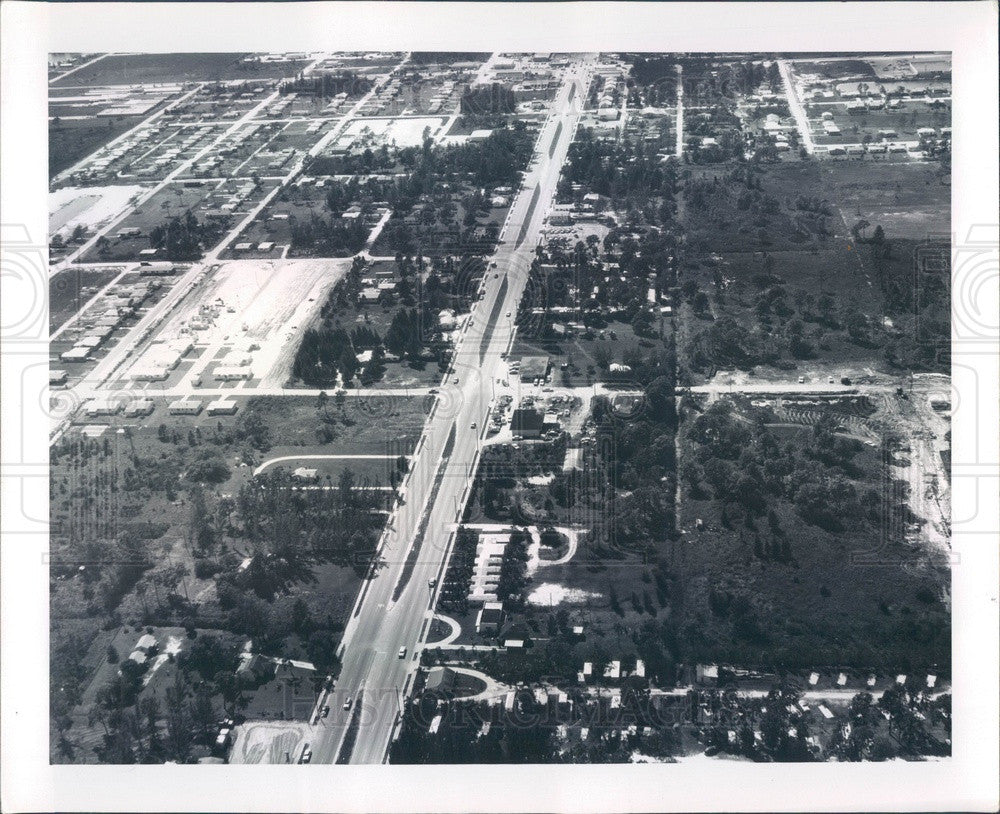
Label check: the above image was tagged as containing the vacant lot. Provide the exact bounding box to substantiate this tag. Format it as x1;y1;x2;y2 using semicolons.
49;117;146;178
49;267;122;333
51;53;309;87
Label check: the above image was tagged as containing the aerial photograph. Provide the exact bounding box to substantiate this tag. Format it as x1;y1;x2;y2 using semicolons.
47;50;952;765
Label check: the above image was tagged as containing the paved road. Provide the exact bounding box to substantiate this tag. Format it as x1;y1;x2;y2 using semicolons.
306;58;594;766
778;59;815;155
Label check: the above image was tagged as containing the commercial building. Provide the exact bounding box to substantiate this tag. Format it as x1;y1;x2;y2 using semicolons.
511;408;544;439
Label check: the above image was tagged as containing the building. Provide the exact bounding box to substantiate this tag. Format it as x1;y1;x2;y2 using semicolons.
49;369;68;386
468;531;510;605
292;467;318;481
425;666;456;693
168;399;203;415
123;398;155;417
214;366;252;381
85;398;122;416
511;408;544;439
468;129;493;142
207;398;238;416
475;601;505;634
59;347;90;363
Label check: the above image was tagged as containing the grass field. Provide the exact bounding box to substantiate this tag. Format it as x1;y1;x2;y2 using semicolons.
49;267;122;333
51;53;310;87
49;117;145;178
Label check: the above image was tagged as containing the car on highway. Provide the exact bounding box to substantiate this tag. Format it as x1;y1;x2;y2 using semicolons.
798;376;806;383
398;647;407;659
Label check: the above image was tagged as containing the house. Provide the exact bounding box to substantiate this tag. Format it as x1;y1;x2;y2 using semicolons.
214;366;252;381
510;408;544;439
59;347;90;363
168;399;203;415
207;398;238;416
468;129;493;142
124;398;155;417
292;467;318;481
85;398;122;416
49;369;68;386
475;601;505;634
695;664;719;684
425;666;456;693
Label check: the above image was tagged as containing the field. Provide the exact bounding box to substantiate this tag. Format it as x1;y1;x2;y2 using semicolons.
49;266;122;333
49;117;146;178
50;53;310;87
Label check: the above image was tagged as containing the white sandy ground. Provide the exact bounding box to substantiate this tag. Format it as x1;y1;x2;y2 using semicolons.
116;257;351;390
141;635;183;687
228;720;311;764
526;582;602;607
49;185;148;238
341;116;446;147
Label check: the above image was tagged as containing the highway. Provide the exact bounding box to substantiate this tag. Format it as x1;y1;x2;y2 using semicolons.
305;58;594;765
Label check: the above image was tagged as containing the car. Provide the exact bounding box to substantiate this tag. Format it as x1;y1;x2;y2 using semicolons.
428;578;437;588
300;746;312;764
321;705;330;718
797;376;806;384
505;312;511;318
841;377;852;385
398;647;407;659
343;697;353;711
428;388;438;394
828;376;835;384
192;375;202;387
453;377;460;384
470;422;477;429
494;273;499;279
